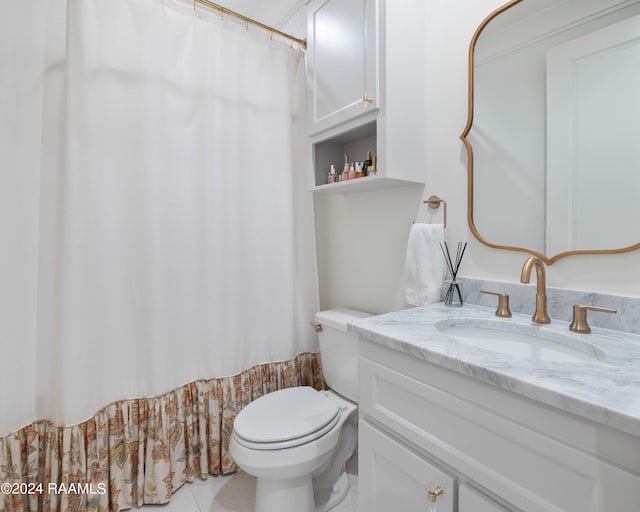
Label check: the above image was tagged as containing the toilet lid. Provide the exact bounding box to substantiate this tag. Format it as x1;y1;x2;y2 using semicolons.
233;387;340;445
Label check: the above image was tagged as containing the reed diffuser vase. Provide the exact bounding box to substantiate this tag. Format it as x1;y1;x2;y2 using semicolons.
440;241;467;307
443;278;463;307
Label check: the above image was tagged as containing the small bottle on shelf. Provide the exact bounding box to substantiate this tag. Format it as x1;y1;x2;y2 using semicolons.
368;155;378;176
342;154;351;181
328;164;337;184
364;151;372;173
349;162;356;180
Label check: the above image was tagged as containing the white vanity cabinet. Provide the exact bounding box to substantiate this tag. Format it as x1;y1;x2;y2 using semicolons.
358;339;640;512
306;0;427;192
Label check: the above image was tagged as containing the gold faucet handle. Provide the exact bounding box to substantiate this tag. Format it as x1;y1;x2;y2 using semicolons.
481;290;512;318
569;304;617;334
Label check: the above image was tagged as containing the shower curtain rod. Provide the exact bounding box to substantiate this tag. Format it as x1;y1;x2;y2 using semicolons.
195;0;307;49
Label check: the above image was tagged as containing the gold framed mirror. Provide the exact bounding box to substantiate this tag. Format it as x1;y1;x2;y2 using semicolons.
461;0;640;264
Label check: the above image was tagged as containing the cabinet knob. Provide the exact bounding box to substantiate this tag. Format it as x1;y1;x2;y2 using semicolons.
362;95;375;104
427;483;444;511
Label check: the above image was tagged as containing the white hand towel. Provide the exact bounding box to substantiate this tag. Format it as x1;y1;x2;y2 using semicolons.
404;223;447;306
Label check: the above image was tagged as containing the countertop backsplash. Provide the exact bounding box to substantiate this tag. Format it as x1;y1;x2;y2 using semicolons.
461;277;640;335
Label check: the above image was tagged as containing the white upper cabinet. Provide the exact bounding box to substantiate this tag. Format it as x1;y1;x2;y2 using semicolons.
306;0;377;134
306;0;427;192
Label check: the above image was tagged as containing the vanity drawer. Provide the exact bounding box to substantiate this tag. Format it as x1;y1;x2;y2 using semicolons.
359;340;640;512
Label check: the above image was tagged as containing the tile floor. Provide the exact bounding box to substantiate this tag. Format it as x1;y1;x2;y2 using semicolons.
143;454;359;512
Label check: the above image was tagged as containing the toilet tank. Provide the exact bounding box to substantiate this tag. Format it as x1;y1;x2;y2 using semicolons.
314;308;370;403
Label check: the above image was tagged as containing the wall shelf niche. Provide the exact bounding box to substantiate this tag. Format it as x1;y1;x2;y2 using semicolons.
312;121;377;191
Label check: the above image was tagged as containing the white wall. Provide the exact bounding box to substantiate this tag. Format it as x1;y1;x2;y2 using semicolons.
314;184;425;314
313;0;640;316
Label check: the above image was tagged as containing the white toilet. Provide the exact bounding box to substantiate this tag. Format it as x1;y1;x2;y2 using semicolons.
229;308;370;512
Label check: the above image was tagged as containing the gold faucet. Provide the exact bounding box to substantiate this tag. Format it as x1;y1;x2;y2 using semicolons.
520;256;551;324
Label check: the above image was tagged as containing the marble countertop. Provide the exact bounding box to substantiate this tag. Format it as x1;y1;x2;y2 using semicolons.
350;303;640;438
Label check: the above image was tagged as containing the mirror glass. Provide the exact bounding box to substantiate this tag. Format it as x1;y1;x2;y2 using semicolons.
465;0;640;263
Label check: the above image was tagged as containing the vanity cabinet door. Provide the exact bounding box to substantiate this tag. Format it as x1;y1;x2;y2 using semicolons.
359;420;455;512
306;0;377;135
459;484;511;512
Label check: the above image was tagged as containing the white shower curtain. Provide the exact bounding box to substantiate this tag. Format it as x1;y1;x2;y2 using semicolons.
1;0;319;509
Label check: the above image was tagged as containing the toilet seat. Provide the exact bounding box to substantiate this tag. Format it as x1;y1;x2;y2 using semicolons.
232;387;341;450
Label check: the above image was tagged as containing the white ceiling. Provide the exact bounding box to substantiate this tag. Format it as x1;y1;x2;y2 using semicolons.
216;0;307;39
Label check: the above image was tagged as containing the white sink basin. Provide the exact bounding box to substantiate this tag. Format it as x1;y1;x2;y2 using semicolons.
436;318;606;363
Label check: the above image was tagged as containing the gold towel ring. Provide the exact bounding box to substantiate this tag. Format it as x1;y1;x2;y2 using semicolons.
424;195;447;228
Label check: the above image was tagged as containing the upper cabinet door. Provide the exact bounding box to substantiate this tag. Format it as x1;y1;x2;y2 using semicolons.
307;0;378;135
